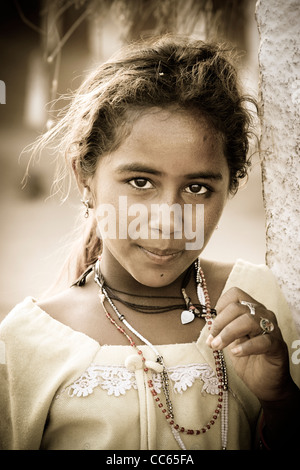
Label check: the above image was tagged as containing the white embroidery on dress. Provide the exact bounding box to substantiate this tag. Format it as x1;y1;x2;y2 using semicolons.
152;363;219;395
68;365;137;398
63;363;219;399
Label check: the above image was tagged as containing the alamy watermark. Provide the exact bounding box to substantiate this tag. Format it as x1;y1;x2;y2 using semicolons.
0;80;6;104
292;339;300;365
95;196;204;250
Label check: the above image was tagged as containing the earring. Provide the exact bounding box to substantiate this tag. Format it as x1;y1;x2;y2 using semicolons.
81;198;90;218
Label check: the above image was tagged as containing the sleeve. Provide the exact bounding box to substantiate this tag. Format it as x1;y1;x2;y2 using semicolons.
0;297;99;449
224;259;300;389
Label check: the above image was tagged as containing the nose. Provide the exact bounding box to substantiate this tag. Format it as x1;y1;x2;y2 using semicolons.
149;190;184;239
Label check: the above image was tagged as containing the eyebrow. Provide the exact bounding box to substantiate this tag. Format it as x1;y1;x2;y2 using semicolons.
115;163;223;180
115;163;162;176
184;171;223;180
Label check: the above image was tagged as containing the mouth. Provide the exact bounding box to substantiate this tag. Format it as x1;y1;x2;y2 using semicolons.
138;246;183;264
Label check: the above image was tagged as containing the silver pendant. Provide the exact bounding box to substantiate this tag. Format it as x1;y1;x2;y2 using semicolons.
181;309;195;324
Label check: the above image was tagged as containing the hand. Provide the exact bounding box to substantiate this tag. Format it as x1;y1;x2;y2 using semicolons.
206;287;294;402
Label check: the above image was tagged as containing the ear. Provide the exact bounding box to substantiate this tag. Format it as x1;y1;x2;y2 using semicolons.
72;159;94;208
72;158;85;192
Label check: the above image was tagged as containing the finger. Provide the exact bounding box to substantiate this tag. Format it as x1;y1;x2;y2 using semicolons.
231;333;273;357
206;302;278;350
208;301;263;340
215;287;265;314
207;312;262;350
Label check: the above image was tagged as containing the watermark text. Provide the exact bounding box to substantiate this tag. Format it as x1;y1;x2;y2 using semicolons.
291;339;300;365
0;80;6;104
96;196;204;250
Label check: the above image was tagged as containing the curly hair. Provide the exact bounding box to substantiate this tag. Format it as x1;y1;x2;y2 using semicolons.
29;35;257;284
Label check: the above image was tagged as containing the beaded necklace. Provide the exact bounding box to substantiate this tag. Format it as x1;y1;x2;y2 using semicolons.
94;257;228;450
96;263;216;320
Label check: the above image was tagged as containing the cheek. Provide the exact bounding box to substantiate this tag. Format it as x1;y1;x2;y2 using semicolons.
203;193;228;231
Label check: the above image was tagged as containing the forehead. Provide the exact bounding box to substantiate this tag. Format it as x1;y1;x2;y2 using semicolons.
125;106;223;149
95;106;229;181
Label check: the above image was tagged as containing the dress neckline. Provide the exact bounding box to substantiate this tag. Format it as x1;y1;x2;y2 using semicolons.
28;259;243;350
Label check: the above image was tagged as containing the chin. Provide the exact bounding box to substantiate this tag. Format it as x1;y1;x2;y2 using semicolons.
140;277;172;288
129;266;182;289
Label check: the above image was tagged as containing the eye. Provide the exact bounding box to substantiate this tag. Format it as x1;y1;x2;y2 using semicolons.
128;178;153;190
184;184;209;195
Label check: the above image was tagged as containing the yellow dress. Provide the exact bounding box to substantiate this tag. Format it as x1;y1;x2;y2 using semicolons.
0;259;299;450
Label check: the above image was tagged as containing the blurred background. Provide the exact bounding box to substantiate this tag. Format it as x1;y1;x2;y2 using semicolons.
0;0;266;319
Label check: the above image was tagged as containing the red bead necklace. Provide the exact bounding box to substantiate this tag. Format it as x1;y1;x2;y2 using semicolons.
94;258;228;447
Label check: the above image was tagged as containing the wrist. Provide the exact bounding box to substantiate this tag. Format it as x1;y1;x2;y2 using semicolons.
260;379;300;408
259;381;300;449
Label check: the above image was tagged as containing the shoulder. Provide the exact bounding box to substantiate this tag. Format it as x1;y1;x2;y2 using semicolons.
199;258;282;308
0;292;100;372
222;258;275;295
37;278;102;342
220;258;292;321
200;258;235;307
37;287;86;326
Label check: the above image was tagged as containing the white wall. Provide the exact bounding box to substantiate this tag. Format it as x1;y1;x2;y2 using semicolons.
256;0;300;332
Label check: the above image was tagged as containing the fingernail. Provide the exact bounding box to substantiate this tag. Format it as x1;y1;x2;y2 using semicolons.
231;345;242;355
210;336;222;349
206;334;214;346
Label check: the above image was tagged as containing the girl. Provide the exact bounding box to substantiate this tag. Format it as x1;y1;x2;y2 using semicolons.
0;35;299;450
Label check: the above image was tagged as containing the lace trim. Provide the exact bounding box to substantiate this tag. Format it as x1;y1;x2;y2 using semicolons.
153;363;219;395
62;363;219;399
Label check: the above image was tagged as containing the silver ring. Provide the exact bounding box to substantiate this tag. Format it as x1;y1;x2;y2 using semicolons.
240;301;257;316
260;317;274;335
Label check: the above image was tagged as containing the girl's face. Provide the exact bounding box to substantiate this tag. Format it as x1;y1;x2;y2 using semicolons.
90;107;230;288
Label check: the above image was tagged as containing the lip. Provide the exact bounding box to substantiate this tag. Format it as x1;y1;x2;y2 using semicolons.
138;246;183;264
